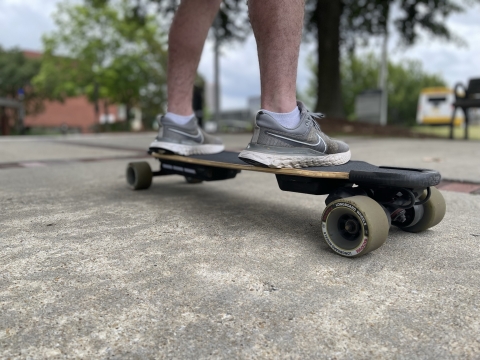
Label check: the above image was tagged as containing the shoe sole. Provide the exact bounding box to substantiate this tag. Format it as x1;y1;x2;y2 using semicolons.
238;150;351;169
149;141;224;156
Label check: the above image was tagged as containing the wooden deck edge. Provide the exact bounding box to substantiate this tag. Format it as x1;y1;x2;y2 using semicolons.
151;153;350;180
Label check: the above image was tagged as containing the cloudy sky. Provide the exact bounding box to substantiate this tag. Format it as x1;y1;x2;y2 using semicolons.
1;0;479;110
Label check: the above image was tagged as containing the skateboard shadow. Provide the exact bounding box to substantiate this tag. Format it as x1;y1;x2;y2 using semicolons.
110;176;334;255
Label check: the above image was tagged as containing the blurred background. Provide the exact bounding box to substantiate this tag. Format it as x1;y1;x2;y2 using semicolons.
0;0;479;139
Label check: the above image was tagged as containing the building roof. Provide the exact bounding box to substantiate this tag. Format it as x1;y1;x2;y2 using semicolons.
22;50;42;59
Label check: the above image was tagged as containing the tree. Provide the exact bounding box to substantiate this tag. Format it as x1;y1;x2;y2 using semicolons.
306;53;446;125
305;0;476;117
0;47;42;135
34;0;168;129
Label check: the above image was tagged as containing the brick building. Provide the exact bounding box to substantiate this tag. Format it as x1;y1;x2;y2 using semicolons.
22;51;120;133
25;96;120;133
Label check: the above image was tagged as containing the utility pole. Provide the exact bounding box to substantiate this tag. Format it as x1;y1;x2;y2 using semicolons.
378;8;390;126
213;15;221;124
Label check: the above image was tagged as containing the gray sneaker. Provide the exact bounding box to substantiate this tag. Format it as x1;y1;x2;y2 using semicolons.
149;115;224;156
238;101;351;168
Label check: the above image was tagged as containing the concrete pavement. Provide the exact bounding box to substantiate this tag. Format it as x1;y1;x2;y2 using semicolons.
1;133;480;358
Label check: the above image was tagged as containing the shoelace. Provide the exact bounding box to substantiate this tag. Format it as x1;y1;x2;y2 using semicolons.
307;111;325;132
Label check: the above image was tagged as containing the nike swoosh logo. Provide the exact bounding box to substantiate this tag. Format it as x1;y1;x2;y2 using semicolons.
169;128;204;142
266;131;327;151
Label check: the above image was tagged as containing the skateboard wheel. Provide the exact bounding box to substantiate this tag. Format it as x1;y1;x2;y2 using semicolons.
185;176;203;184
399;187;446;233
126;162;152;190
321;196;389;257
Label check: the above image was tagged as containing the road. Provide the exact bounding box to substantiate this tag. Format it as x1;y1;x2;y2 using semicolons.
1;133;479;358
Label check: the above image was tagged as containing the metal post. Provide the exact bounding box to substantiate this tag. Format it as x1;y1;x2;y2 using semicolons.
213;16;221;124
17;89;25;134
378;10;389;126
17;104;25;134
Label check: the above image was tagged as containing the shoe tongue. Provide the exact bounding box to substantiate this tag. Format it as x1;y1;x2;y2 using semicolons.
296;101;308;114
156;115;163;126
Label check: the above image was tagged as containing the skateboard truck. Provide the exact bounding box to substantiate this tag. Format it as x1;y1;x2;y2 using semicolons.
155;160;240;182
324;185;433;229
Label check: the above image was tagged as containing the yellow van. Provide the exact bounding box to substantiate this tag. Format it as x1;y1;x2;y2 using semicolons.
416;87;464;126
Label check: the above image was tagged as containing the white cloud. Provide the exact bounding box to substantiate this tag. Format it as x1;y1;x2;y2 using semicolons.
0;0;63;50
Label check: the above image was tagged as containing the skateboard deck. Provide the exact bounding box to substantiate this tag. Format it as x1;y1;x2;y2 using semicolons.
126;150;445;258
150;150;441;188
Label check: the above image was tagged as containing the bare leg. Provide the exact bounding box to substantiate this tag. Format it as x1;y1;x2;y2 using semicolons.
167;0;222;115
249;0;305;113
239;0;350;168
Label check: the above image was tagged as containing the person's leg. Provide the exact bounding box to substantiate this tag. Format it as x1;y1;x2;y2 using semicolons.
167;0;222;116
150;0;224;155
239;0;351;168
249;0;304;114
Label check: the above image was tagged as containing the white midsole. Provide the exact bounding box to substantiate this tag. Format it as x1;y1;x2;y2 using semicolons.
238;150;351;169
150;141;224;156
